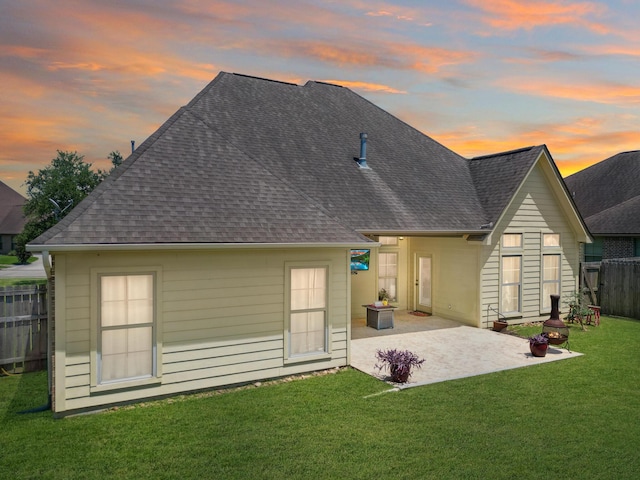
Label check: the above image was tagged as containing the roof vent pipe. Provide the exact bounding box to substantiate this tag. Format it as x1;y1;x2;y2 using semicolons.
131;140;135;153
357;132;369;169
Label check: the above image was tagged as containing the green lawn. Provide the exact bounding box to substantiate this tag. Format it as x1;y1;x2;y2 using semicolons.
1;316;638;479
0;254;36;267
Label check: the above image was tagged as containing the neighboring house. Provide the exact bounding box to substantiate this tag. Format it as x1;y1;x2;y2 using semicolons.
27;72;590;416
0;180;26;254
564;150;640;262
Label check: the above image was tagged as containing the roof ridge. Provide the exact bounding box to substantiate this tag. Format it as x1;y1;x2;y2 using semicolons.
231;72;299;87
470;146;536;161
306;80;344;88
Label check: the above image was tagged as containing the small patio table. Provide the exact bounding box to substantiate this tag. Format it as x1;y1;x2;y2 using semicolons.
362;304;396;330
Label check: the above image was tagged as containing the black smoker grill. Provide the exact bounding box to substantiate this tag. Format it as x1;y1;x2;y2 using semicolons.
542;294;570;352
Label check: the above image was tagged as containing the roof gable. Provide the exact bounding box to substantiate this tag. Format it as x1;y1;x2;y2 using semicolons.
470;146;590;243
468;146;542;226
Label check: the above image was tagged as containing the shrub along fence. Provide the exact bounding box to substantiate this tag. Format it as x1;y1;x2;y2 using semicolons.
0;285;48;373
599;258;640;320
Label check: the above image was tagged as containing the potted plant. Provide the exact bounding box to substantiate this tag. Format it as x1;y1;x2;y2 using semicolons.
375;348;425;383
493;319;508;332
378;288;390;305
563;290;590;329
528;333;549;357
487;305;508;332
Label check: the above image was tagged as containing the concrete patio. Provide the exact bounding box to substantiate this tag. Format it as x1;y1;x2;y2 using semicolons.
350;310;583;388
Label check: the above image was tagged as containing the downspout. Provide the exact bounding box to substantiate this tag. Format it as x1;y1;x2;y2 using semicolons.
19;251;53;413
43;251;53;411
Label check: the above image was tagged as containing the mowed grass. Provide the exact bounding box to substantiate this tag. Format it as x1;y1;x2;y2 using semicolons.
0;255;36;267
1;316;639;479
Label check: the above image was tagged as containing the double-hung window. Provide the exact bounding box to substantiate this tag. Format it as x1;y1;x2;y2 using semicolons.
287;266;328;359
542;234;561;311
378;252;398;302
93;269;160;390
501;234;522;315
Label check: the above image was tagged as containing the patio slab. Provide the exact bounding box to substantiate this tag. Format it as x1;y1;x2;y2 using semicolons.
350;319;583;389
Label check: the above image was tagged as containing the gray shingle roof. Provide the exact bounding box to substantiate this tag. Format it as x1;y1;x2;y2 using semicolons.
564;150;640;235
30;72;552;247
469;146;544;225
585;195;640;235
0;181;26;234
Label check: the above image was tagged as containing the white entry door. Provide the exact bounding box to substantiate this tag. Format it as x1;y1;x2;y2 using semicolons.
415;255;432;313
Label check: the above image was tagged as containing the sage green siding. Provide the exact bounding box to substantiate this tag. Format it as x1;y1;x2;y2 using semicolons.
480;161;580;327
54;248;350;414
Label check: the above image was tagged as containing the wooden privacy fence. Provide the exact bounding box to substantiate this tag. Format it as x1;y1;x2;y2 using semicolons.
0;285;48;373
599;258;640;320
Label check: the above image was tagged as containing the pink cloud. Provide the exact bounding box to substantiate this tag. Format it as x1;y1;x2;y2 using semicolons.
464;0;608;34
498;77;640;105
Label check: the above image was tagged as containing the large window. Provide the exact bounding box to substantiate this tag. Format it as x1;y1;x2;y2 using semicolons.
542;255;561;310
99;274;155;384
501;256;521;314
541;234;561;311
289;267;327;357
501;234;522;314
378;252;398;302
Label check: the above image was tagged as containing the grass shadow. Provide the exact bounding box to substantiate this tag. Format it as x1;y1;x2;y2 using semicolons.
0;370;50;422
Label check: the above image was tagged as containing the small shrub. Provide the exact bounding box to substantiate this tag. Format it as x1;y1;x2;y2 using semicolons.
375;348;425;383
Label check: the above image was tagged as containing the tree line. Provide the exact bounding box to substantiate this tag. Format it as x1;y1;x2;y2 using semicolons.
15;150;123;263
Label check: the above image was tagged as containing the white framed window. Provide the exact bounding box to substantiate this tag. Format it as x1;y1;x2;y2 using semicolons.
501;234;523;315
91;267;162;392
501;256;521;314
542;254;561;310
99;274;155;383
378;236;398;245
286;265;329;360
541;233;561;311
502;233;522;248
543;233;560;247
378;252;398;302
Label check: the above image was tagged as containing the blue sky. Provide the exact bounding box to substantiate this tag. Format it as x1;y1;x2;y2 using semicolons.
1;0;639;194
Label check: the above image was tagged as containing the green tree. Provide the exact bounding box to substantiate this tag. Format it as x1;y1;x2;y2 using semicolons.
15;150;107;262
108;150;123;170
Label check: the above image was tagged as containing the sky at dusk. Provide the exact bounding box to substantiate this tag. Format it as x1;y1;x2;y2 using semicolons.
2;0;639;195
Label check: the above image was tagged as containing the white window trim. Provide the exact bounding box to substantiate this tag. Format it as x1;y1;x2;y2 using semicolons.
540;232;562;313
90;266;163;393
500;255;522;317
378;236;398;246
378;250;398;303
500;234;523;318
502;233;523;249
284;261;332;364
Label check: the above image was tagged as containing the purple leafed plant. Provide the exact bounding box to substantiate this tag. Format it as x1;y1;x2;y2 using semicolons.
375;348;425;383
528;333;549;346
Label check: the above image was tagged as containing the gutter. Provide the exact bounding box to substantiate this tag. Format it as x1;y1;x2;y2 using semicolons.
26;241;380;253
357;229;492;237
